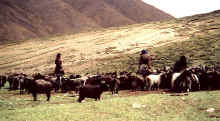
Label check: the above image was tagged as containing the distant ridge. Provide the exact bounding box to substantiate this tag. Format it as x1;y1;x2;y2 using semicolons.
0;0;174;42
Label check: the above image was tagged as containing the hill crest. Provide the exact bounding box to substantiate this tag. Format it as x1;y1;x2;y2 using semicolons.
0;0;173;42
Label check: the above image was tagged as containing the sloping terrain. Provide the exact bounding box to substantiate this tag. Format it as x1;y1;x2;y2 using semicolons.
0;0;101;42
0;10;219;74
0;0;173;42
63;0;135;27
104;0;173;22
0;10;219;121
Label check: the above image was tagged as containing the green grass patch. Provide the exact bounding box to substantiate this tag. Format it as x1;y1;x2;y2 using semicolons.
0;85;219;121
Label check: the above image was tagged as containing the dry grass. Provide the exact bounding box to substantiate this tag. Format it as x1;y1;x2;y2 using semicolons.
0;11;220;121
0;10;219;75
0;20;187;74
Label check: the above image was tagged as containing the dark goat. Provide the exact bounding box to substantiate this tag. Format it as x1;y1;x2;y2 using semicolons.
61;77;84;93
19;75;28;94
0;75;7;89
102;72;120;94
78;82;109;103
193;66;220;90
45;75;60;92
109;78;120;94
33;73;61;92
199;71;220;90
32;73;45;80
85;75;103;85
7;74;20;90
69;74;81;79
7;73;27;90
20;76;34;94
118;72;132;90
129;73;146;91
27;78;53;101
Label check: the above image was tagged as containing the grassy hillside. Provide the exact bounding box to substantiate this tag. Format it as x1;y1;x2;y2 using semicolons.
60;10;220;74
0;86;219;121
84;29;220;74
0;10;219;75
0;11;219;121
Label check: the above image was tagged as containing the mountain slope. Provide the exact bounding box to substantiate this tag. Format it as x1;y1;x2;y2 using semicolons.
104;0;173;22
0;0;101;42
0;10;219;74
0;0;174;42
63;0;136;28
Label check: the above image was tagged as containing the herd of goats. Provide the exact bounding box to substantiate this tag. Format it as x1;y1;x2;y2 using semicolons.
0;65;220;102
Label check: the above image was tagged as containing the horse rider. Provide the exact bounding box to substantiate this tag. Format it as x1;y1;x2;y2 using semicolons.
173;55;187;73
138;49;154;77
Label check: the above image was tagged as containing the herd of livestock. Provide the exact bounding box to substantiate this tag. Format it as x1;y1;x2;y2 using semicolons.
0;65;220;102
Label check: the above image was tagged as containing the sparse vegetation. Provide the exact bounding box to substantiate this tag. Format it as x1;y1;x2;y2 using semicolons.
76;30;220;74
0;10;219;121
0;10;219;75
0;0;173;42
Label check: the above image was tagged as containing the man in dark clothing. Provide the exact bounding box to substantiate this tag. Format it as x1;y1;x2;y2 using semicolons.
173;55;187;72
55;53;64;76
138;49;153;76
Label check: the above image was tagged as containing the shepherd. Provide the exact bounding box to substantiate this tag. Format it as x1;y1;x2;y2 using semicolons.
137;49;154;77
173;55;187;73
54;53;64;76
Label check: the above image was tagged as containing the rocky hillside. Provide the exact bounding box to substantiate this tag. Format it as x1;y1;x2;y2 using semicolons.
0;0;173;42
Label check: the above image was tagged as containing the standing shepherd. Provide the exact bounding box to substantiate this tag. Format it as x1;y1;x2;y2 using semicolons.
54;53;65;91
54;53;64;76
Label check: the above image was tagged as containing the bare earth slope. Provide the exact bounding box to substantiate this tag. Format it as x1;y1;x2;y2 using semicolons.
0;10;219;74
104;0;173;22
0;0;101;42
63;0;135;27
0;0;173;42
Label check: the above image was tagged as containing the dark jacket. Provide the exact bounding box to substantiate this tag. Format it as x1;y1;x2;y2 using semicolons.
55;59;64;75
173;56;187;72
139;54;152;69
